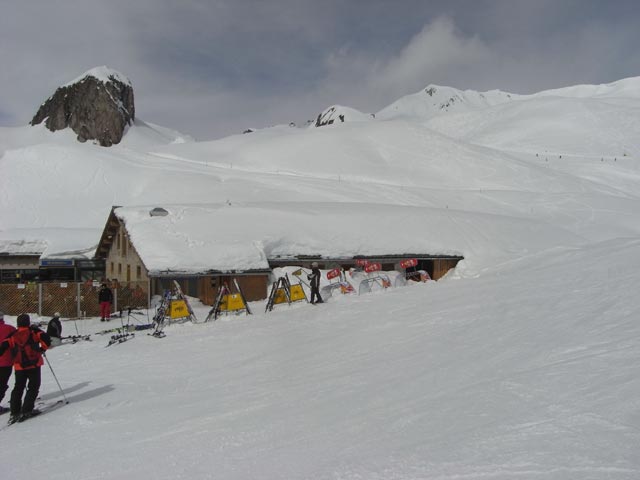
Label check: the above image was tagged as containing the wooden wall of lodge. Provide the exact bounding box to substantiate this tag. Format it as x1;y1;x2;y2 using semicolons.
432;258;459;280
106;224;149;285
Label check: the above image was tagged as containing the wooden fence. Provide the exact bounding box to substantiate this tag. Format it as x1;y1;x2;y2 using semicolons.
0;281;149;318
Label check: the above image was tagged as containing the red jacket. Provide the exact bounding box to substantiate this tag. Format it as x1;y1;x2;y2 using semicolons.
0;326;50;370
0;320;16;367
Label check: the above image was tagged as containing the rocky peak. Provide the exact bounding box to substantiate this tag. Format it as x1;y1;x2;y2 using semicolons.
314;105;375;127
30;66;135;147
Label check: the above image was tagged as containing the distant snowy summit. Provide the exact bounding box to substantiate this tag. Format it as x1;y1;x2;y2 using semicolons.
310;77;640;128
377;77;640;121
30;66;135;147
311;86;517;128
376;84;518;121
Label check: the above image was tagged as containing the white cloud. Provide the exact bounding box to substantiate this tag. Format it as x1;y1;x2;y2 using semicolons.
371;17;493;97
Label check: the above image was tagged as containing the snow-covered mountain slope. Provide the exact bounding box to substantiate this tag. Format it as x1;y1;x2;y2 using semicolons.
3;108;638;268
2;77;640;478
534;76;640;100
1;77;639;273
378;77;640;159
426;93;640;157
0;120;191;154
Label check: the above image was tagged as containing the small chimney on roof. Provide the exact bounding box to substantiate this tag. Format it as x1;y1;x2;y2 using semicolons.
149;207;169;217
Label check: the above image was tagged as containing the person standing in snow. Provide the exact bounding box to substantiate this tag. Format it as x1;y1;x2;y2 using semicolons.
47;312;63;347
98;283;113;321
307;262;324;304
0;311;16;414
0;313;51;424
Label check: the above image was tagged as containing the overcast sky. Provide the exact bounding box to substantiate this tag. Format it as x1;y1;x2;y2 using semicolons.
1;0;639;140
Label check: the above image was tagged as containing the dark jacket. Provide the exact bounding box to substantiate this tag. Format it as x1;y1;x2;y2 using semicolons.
0;326;51;370
98;286;113;303
47;317;62;338
308;267;322;289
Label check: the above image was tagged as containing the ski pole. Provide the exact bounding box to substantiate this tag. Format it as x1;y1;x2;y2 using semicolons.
43;353;69;404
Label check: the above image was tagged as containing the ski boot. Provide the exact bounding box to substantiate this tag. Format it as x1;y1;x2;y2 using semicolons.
18;409;42;422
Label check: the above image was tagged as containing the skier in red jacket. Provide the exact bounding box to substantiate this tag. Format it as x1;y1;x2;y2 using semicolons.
0;313;51;424
0;311;16;414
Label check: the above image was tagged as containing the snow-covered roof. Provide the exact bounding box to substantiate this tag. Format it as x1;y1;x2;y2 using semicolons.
0;239;46;256
112;200;580;276
0;229;98;259
114;202;464;274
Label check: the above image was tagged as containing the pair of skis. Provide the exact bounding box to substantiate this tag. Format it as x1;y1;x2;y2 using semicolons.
61;334;92;344
105;332;134;347
149;280;198;338
1;400;66;430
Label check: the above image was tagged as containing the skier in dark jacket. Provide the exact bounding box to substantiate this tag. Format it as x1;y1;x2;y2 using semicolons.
47;312;63;347
0;313;51;424
98;283;114;321
0;311;16;414
307;262;324;304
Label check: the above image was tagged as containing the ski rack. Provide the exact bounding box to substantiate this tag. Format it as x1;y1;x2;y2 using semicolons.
405;269;431;283
358;275;391;295
358;273;391;295
265;274;308;312
205;279;252;322
319;269;355;299
150;289;172;338
147;281;198;338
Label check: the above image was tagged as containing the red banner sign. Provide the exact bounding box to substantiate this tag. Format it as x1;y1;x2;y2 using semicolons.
399;258;418;269
364;262;382;273
326;268;341;280
355;259;369;266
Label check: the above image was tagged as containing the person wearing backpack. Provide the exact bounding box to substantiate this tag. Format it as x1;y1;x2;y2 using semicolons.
0;311;16;414
0;313;51;424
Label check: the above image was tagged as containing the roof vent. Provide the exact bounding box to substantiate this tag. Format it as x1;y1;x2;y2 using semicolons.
149;207;169;217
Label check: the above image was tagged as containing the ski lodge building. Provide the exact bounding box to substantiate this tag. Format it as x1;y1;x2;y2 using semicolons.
94;204;463;306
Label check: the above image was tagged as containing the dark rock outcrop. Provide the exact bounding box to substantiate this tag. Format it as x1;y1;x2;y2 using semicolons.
30;67;135;147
